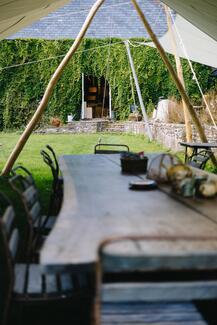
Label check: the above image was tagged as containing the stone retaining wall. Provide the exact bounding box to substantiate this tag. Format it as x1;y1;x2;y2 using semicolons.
36;120;217;151
124;122;217;151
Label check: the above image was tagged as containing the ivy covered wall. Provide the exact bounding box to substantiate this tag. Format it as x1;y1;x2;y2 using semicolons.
0;38;215;130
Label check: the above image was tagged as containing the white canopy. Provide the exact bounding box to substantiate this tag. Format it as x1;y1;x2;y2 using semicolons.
0;0;70;40
161;0;217;42
147;14;217;68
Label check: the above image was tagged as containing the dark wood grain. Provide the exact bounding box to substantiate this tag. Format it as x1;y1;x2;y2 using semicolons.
14;264;27;295
59;273;73;292
101;301;207;324
31;202;41;223
45;273;58;294
23;185;38;207
2;205;15;236
9;228;19;260
102;281;217;302
27;264;43;295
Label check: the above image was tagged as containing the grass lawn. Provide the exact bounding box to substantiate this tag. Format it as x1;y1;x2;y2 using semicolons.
0;132;168;212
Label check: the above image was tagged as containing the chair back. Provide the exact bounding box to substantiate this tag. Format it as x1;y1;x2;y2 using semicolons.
9;173;41;226
40;145;60;187
40;145;63;215
10;165;36;187
9;172;42;253
188;149;212;169
46;145;60;175
0;193;18;325
94;234;217;324
94;143;130;154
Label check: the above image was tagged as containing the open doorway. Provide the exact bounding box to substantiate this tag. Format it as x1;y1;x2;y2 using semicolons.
82;75;110;119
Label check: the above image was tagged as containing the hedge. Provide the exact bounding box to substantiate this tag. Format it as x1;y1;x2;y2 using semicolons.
0;38;215;130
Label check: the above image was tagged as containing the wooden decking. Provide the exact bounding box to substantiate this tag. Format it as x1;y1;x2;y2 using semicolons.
101;302;207;324
9;300;216;325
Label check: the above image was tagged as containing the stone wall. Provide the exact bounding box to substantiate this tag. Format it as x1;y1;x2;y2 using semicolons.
36;120;126;134
36;120;217;152
124;122;217;151
124;122;187;151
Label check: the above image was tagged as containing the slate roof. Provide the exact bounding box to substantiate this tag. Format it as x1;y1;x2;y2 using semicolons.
9;0;170;39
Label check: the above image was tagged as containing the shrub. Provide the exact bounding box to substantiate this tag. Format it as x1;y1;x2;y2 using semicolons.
0;38;216;130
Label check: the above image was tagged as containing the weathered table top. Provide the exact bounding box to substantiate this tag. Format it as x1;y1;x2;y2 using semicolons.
179;142;217;149
40;154;217;268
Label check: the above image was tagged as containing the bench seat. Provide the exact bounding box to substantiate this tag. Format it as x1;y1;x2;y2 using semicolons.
101;302;207;324
13;264;91;299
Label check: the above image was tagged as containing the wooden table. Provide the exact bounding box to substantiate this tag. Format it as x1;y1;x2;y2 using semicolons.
40;154;217;270
179;142;217;163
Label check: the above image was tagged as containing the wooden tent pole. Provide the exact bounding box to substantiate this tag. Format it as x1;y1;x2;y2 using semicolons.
164;5;192;145
131;0;217;166
1;0;105;176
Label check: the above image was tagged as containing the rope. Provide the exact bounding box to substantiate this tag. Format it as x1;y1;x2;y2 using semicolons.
168;9;217;129
0;0;165;72
0;41;124;71
130;36;217;129
0;0;165;71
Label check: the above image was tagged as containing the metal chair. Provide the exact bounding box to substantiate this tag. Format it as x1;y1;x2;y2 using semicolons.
94;143;130;154
10;165;36;187
188;149;212;169
9;169;56;260
93;235;216;324
0;192;93;325
40;145;63;215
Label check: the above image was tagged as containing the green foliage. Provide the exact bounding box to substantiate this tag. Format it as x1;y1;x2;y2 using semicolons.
146;100;155;116
0;38;215;130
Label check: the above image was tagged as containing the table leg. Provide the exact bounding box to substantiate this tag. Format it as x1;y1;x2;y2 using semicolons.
184;147;187;163
187;148;197;163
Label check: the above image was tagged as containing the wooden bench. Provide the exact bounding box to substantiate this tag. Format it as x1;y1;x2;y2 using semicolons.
101;302;207;324
93;235;217;324
0;192;93;325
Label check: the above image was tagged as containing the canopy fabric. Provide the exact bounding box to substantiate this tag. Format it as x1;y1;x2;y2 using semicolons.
147;14;217;68
161;0;217;42
0;0;70;40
